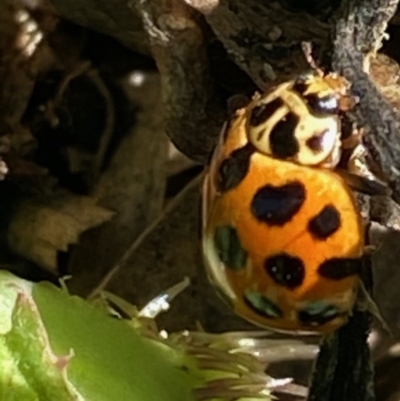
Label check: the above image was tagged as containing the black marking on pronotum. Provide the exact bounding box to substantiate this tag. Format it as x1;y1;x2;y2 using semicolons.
251;181;306;226
292;81;309;96
306;130;329;153
216;143;255;192
318;257;361;280
244;291;284;319
298;302;342;326
213;225;248;270
265;253;305;289
269;112;300;159
249;98;285;127
308;205;341;240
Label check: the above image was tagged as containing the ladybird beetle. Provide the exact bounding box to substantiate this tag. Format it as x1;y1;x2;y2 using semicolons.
201;71;369;334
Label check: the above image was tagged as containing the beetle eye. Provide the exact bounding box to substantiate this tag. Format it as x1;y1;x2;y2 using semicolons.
304;95;340;115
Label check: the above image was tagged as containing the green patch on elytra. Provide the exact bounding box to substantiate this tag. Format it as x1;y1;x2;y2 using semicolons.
244;291;283;319
298;301;341;326
213;225;248;270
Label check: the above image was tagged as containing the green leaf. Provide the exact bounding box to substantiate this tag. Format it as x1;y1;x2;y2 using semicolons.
0;270;198;401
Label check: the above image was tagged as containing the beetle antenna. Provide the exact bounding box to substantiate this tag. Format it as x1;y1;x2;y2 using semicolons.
301;41;324;76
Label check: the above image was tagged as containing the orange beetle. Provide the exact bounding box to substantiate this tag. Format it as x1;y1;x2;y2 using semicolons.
201;71;371;334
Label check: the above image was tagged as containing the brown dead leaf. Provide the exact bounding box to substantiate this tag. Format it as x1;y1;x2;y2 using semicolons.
7;189;115;272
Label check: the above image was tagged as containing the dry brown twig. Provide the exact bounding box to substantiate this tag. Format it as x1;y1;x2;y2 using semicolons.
306;2;400;401
185;0;328;87
131;0;225;163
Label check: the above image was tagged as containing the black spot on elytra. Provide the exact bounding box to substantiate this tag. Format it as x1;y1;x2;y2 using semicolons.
304;94;340;116
318;257;361;280
265;253;305;289
269;112;300;159
244;291;283;318
251;181;306;225
249;98;285;126
308;205;341;239
216;144;255;192
214;225;248;270
298;302;342;326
